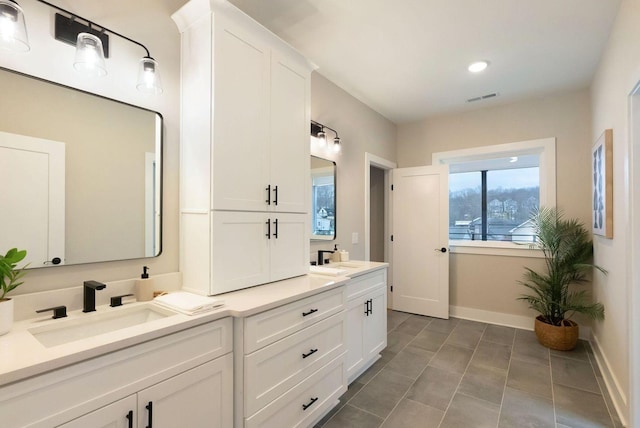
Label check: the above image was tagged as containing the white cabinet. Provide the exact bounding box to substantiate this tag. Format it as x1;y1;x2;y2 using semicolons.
2;318;233;428
235;287;348;427
173;0;313;296
210;211;308;294
345;268;388;383
58;356;233;428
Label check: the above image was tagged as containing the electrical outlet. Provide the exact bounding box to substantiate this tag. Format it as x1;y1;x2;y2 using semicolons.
352;232;359;244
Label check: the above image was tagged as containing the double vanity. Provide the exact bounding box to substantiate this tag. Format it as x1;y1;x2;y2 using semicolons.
0;262;387;427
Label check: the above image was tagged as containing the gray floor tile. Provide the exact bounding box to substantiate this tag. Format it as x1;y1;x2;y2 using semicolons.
410;329;449;352
425;317;459;334
554;384;614;427
349;368;414;419
596;376;624;428
471;341;512;372
498;386;555;428
386;330;415;354
394;315;431;336
551;355;601;393
322;404;383;428
456;318;488;332
387;310;411;332
507;358;552;399
355;352;393;384
551;339;590;362
406;366;463;410
445;325;485;349
381;398;444;428
341;380;365;403
439;393;500;428
482;324;516;346
458;364;507;405
513;330;550;366
429;344;474;374
385;344;435;379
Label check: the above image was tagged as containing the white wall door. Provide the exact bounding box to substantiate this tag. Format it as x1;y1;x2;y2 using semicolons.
57;395;136;428
0;132;65;267
391;165;449;318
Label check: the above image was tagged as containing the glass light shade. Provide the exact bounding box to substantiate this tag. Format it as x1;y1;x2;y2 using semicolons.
136;57;163;94
317;129;326;145
0;0;29;52
74;33;107;77
333;137;341;153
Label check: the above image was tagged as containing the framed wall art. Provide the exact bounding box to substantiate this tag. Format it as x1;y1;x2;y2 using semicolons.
592;129;613;238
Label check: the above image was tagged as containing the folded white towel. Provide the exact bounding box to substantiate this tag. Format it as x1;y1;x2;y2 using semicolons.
309;266;347;276
153;291;224;315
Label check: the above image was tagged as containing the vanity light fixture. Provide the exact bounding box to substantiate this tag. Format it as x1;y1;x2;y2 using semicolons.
311;120;342;153
0;0;163;94
0;0;30;52
468;60;489;73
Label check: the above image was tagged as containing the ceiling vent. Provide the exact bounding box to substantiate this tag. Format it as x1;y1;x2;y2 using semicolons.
467;92;499;103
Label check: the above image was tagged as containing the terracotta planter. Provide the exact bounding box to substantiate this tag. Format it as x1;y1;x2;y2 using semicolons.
0;298;14;336
534;315;578;351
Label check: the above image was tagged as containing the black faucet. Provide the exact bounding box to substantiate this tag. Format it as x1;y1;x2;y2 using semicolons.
317;250;334;266
83;280;107;313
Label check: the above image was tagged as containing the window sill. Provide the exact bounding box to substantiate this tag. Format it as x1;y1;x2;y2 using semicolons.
449;240;544;258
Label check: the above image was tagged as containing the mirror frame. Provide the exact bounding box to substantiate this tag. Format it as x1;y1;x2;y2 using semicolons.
311;155;336;241
0;65;163;268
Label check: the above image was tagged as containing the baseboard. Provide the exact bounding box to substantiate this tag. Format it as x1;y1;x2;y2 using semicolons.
449;305;591;340
590;333;628;427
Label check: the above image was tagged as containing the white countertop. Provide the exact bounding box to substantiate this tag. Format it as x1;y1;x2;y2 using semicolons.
0;273;352;387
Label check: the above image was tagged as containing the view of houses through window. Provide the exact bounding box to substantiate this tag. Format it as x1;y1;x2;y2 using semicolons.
449;166;540;242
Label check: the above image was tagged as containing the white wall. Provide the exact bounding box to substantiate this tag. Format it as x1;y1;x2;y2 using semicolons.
590;0;640;423
0;0;185;294
310;73;397;261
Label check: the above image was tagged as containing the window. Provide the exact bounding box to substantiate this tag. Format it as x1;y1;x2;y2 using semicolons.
433;138;556;256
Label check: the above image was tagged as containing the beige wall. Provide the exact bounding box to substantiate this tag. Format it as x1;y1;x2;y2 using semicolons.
310;73;397;260
590;0;640;421
397;89;593;318
369;166;385;262
0;0;184;294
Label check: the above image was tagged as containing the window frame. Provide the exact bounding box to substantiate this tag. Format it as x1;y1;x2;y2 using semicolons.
432;137;556;258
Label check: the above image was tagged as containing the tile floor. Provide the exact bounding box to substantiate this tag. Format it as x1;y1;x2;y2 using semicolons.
315;310;623;428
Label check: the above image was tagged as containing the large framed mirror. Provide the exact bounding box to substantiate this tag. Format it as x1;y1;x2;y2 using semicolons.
311;155;336;240
0;67;162;268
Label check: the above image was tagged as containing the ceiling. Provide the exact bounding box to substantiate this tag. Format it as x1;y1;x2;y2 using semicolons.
226;0;622;123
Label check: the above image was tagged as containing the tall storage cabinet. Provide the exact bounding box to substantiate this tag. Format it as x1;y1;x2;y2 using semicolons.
173;0;315;295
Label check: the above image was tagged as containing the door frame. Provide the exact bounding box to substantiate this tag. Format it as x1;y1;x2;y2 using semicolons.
364;153;396;307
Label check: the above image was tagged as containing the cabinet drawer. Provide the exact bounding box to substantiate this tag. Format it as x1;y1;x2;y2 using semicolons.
245;312;346;415
345;269;386;301
245;354;346;428
244;287;345;353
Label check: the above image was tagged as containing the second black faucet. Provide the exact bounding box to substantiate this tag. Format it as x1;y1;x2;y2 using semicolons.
83;280;107;313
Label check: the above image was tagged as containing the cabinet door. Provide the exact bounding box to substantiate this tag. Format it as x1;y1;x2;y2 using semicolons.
345;296;366;382
211;211;271;294
269;213;309;282
269;51;310;214
57;395;136;428
364;287;387;362
213;14;271;212
137;354;233;428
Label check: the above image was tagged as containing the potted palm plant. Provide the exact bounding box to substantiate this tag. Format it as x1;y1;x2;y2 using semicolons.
518;207;605;350
0;248;28;336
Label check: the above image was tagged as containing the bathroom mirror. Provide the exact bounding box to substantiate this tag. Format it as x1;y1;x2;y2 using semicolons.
311;155;336;241
0;67;162;268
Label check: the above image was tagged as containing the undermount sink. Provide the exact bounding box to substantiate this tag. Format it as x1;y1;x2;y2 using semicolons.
29;304;178;348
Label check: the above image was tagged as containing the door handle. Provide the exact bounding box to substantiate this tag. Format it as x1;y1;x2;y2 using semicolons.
273;218;278;239
265;185;271;205
272;185;278;206
126;410;133;428
368;298;373;315
434;247;447;253
146;401;153;428
266;219;271;239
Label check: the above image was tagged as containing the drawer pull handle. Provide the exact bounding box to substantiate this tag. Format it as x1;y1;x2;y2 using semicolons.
302;397;319;411
302;348;318;359
302;308;318;317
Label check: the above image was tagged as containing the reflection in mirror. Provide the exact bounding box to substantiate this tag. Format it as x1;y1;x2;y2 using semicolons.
0;67;162;268
311;156;336;241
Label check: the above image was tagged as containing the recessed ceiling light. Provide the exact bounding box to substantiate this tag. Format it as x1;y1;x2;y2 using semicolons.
468;61;489;73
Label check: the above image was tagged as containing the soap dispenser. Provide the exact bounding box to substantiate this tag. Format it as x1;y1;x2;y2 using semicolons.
331;244;341;262
135;266;154;302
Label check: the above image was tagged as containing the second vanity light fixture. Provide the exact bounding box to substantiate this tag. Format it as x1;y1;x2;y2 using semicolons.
0;0;163;94
311;120;342;153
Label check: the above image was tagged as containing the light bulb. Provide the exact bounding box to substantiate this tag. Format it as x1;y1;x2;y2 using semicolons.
74;33;107;77
0;0;29;52
137;56;163;94
333;137;341;153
